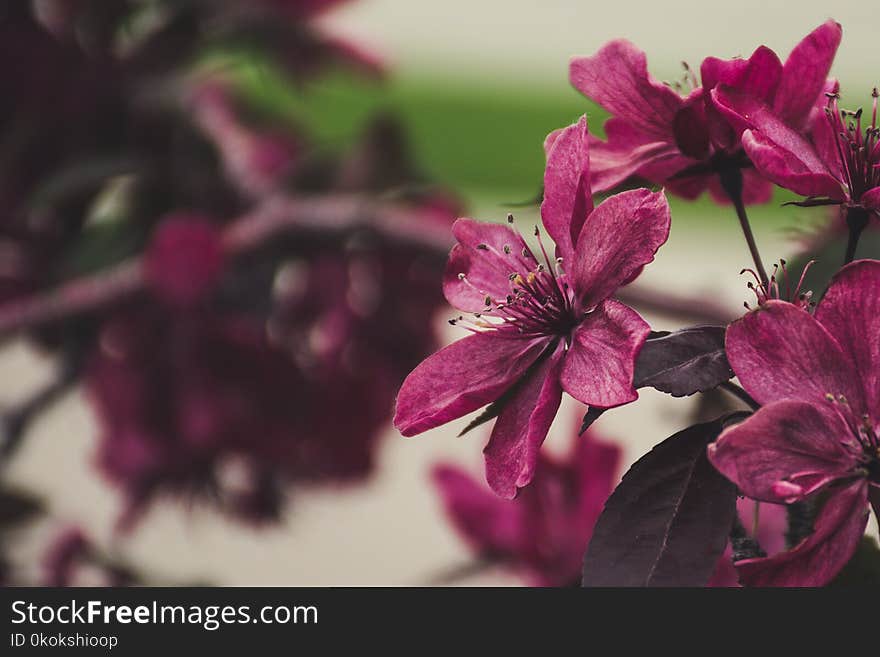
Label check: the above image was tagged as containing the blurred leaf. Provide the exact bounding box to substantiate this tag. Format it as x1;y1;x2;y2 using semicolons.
57;218;147;279
583;414;744;587
788;228;880;302
578;407;607;434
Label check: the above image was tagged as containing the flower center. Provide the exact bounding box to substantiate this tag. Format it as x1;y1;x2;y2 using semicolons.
452;216;577;339
825;393;880;483
824;89;880;204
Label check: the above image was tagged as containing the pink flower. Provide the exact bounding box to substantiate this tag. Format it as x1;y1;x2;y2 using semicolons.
394;116;670;498
143;214;226;308
433;423;621;586
708;259;880;586
570;21;841;204
713;86;880;220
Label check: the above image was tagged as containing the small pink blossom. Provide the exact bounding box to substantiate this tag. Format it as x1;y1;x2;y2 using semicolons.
395;116;670;498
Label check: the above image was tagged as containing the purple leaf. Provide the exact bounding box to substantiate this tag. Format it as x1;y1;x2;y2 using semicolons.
582;414;744;587
634;325;733;397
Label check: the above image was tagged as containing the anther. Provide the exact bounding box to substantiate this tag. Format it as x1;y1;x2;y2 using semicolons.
507;213;515;224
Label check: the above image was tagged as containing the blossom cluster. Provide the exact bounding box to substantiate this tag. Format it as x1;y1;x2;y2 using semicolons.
403;20;880;586
0;0;459;582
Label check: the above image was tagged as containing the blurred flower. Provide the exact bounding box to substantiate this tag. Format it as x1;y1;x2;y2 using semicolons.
143;214;226;308
87;303;364;527
395;116;669;498
0;4;125;301
433;423;621;586
570;21;841;204
708;259;880;586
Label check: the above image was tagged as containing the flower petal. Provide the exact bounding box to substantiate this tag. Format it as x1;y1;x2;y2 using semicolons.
707;400;861;504
773;21;842;129
541;116;593;262
711;85;845;199
432;464;524;556
574;429;622;519
702;46;783;149
570;40;683;140
570;188;671;309
672;93;711;159
862;187;880;210
704;46;782;100
394;333;552;436
559;299;650;408
443;218;532;312
741;127;844;200
726;300;863;409
814;260;880;415
484;341;565;498
587;119;692;193
736;480;869;587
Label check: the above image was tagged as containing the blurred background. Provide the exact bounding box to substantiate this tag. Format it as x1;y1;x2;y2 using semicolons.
1;1;877;586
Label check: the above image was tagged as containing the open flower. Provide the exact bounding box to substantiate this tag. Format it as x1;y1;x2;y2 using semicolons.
708;259;880;586
570;21;841;204
713;87;880;221
394;116;670;498
433;421;621;586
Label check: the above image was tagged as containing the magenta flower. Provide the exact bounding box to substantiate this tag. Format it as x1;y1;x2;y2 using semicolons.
143;214;226;308
433;423;621;586
570;21;841;204
713;87;880;222
394;116;670;498
708;259;880;586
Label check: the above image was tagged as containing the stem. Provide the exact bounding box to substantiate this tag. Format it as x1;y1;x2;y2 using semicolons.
719;167;769;289
0;350;83;462
719;381;759;412
844;206;869;265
